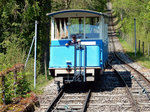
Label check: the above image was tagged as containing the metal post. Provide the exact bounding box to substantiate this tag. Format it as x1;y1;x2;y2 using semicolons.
84;45;86;82
84;17;85;39
34;20;38;89
134;18;136;56
139;40;140;52
148;44;150;56
74;45;77;79
79;44;82;77
73;45;77;81
143;42;144;56
68;17;70;39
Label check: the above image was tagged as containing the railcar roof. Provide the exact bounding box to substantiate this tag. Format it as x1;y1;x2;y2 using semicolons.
47;9;107;18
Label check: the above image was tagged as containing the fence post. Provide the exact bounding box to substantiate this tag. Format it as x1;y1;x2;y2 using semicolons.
139;40;140;52
0;77;3;104
143;42;144;56
14;70;17;95
134;18;136;56
148;44;150;56
2;76;5;104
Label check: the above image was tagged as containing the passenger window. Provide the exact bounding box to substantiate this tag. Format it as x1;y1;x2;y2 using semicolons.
70;18;84;39
54;17;101;40
54;18;69;39
85;17;100;39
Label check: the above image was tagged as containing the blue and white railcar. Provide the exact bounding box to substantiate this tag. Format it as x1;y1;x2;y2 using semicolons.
47;9;108;83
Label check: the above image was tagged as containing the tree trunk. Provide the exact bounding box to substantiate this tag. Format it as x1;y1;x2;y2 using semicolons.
43;0;51;80
44;48;48;80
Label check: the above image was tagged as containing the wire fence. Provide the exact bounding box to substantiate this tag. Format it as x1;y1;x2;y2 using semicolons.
121;32;150;56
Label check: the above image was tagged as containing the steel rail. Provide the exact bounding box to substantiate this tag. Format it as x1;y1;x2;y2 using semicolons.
108;62;139;112
110;21;150;91
82;89;91;112
131;75;150;100
115;52;150;87
108;12;139;112
46;85;91;112
46;86;65;112
109;13;150;88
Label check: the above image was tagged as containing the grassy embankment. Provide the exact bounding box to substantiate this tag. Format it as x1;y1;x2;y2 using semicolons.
28;74;53;94
118;37;150;69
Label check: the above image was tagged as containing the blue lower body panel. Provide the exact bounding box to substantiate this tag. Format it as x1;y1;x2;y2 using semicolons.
49;39;108;69
49;45;101;68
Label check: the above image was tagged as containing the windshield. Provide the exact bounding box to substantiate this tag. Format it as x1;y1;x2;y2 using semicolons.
69;18;84;39
54;17;100;39
85;17;99;39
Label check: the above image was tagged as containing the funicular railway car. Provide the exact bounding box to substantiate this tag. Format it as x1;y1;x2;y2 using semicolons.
47;9;108;83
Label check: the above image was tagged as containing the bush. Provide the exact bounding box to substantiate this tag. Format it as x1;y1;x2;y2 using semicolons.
112;0;150;55
0;37;33;104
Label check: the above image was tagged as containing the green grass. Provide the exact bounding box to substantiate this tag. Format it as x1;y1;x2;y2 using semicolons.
27;74;53;95
34;75;53;94
118;37;150;69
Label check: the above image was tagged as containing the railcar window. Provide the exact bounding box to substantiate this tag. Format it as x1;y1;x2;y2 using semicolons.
69;18;84;39
54;17;101;40
85;17;99;39
54;18;68;39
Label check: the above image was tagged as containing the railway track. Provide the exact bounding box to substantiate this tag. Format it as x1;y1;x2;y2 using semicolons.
108;10;150;111
87;67;134;111
35;82;60;112
36;3;150;112
109;39;150;111
45;68;137;112
46;83;91;112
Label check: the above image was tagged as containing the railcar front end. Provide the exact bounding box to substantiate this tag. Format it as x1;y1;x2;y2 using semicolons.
47;10;108;83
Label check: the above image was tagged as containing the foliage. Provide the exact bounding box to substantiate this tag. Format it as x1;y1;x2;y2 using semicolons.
51;0;107;12
0;0;51;104
112;0;150;55
119;37;150;69
0;0;51;72
0;0;107;104
4;72;30;104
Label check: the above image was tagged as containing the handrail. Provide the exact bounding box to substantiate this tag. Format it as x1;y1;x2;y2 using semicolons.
0;63;24;104
0;64;24;76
